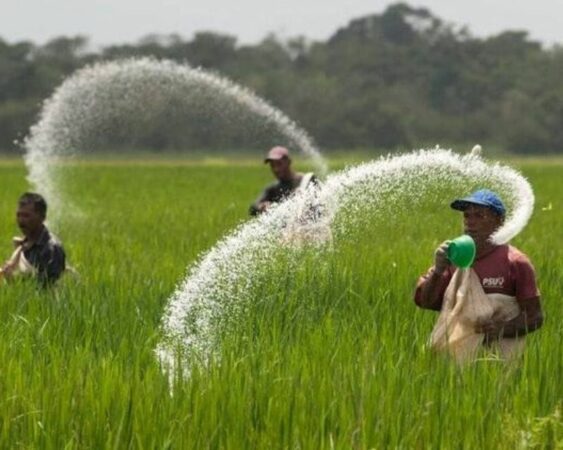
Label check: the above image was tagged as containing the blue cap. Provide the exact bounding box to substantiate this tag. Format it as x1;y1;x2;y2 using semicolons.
450;189;506;217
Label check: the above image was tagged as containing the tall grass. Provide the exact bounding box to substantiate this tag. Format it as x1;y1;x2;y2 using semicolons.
0;159;560;448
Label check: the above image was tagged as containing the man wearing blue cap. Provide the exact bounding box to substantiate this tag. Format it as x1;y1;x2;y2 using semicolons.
414;189;543;351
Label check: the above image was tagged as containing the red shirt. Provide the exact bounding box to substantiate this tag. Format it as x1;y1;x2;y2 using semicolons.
414;245;540;308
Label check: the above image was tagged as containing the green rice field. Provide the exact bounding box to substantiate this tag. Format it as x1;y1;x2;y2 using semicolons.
0;156;561;449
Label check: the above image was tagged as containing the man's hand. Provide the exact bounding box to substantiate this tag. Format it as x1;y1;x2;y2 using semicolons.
0;261;16;279
475;319;506;345
475;297;544;341
474;319;502;335
434;241;451;274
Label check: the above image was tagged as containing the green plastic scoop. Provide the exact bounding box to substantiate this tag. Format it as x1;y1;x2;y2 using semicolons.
447;234;476;268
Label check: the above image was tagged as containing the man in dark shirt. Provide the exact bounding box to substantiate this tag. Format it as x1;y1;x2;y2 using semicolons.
1;192;66;286
249;146;316;216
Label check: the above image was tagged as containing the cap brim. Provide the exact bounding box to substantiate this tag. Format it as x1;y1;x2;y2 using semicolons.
264;156;287;163
450;198;506;216
450;198;492;211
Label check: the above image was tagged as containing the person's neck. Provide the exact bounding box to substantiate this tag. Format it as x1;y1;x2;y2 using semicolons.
475;240;497;259
279;171;296;183
25;225;45;245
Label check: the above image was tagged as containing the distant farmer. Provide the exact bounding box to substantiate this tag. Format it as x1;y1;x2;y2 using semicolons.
249;146;317;216
0;192;66;287
414;189;543;362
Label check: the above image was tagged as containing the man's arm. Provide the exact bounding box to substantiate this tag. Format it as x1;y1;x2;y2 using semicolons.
249;186;273;216
477;296;543;341
415;269;449;310
478;254;544;341
414;241;451;310
0;246;24;280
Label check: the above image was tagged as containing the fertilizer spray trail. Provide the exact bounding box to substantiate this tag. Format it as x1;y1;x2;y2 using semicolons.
23;58;327;221
156;148;535;374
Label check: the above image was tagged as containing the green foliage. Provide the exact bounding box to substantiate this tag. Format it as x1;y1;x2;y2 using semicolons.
0;157;560;448
0;4;563;153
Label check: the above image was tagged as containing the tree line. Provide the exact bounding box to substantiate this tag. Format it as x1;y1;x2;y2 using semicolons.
1;3;562;154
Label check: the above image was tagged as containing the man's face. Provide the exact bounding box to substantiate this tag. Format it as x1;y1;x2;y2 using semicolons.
16;202;44;237
268;158;291;181
462;204;503;245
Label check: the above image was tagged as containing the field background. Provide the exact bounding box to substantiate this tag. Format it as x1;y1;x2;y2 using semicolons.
0;155;561;449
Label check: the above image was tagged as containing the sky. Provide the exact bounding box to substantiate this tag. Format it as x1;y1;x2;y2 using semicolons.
3;0;563;48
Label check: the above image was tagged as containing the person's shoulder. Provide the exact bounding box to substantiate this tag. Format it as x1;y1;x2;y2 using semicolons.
308;173;319;183
297;172;318;186
507;245;532;261
507;245;534;267
44;228;65;250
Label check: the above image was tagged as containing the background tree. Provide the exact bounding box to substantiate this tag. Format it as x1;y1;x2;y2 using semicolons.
0;3;561;154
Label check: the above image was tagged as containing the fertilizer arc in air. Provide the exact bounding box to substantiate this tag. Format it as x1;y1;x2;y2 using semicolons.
23;58;327;221
156;148;535;375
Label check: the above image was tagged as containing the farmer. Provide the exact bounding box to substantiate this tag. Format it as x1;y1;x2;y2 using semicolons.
249;146;316;216
414;189;543;351
0;192;66;287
